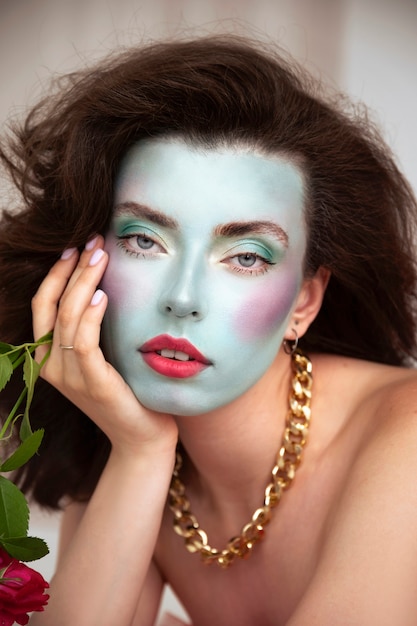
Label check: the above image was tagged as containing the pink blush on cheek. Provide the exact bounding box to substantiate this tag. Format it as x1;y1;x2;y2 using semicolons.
102;266;152;311
234;278;299;341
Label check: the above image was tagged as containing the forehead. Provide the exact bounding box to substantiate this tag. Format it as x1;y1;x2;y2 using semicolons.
114;138;306;236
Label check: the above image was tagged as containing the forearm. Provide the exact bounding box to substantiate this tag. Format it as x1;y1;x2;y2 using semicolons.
31;446;175;626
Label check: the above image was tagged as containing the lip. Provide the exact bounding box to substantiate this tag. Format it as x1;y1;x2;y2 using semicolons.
139;334;211;379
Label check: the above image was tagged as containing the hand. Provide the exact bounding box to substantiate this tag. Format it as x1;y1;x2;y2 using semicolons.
32;235;178;457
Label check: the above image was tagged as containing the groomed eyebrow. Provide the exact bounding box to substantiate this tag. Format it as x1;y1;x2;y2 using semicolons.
114;201;179;229
114;201;288;246
214;221;288;247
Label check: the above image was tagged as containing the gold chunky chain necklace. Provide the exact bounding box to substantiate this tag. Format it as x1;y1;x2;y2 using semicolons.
168;349;313;569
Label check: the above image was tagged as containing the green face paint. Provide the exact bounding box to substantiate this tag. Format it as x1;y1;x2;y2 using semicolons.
102;137;307;415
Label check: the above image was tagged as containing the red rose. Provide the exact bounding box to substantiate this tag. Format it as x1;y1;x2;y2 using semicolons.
0;548;49;626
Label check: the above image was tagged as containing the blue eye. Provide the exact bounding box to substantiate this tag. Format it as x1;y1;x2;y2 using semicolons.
136;234;154;250
116;231;166;258
223;252;276;276
237;253;257;267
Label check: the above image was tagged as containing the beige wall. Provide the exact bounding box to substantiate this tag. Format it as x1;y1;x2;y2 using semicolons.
341;0;417;193
1;0;415;190
0;0;343;127
1;0;416;187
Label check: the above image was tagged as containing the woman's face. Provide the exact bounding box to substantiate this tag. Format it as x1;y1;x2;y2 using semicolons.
102;137;307;415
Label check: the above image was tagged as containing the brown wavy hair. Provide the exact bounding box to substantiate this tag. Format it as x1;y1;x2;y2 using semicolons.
1;36;416;508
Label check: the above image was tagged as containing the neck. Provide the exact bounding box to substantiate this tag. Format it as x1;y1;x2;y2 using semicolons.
174;349;293;513
169;348;314;567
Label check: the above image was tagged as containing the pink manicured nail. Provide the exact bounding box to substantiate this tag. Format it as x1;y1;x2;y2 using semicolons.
61;247;77;260
85;236;98;251
89;248;105;266
90;289;105;306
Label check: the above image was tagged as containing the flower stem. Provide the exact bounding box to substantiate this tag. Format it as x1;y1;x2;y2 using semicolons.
0;387;28;440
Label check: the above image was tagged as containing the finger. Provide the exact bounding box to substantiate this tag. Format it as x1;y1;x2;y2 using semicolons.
63;234;104;294
32;247;80;345
56;288;108;387
68;288;108;358
56;247;108;349
48;288;108;393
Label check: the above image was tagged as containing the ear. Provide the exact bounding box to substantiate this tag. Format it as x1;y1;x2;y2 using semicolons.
284;266;330;340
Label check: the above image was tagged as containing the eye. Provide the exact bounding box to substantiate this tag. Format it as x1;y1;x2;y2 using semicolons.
136;234;155;250
235;253;259;268
116;232;166;257
224;252;275;276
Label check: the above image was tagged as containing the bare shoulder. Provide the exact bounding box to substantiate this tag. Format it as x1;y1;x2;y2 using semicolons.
288;355;417;625
369;360;417;448
333;354;417;505
316;353;417;506
313;352;417;430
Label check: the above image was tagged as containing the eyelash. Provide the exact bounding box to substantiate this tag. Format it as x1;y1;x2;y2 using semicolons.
225;253;276;276
116;233;164;258
116;234;275;276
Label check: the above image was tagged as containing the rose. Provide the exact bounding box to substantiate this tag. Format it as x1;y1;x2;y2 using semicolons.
0;548;49;626
0;547;49;625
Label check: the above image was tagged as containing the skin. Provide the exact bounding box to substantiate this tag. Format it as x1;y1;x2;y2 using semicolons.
101;138;308;415
30;139;417;626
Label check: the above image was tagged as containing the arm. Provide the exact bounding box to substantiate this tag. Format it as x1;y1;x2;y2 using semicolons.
30;237;178;625
57;505;167;625
287;384;417;626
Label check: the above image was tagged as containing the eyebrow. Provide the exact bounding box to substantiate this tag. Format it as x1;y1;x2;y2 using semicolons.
214;221;288;247
114;201;179;229
114;201;288;246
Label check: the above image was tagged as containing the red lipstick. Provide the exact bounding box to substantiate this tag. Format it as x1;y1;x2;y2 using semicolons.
139;334;211;379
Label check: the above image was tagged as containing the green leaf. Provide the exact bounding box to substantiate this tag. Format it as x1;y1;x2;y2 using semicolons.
37;331;53;345
19;414;32;442
0;476;29;538
20;351;41;440
23;350;41;396
0;356;13;393
0;343;23;369
0;536;49;562
0;430;44;472
0;341;14;354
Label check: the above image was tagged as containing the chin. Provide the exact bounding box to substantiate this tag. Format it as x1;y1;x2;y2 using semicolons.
136;390;233;417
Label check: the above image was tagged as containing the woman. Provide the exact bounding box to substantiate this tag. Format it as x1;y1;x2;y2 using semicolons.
1;36;417;625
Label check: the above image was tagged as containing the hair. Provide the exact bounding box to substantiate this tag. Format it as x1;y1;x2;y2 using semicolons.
1;35;416;508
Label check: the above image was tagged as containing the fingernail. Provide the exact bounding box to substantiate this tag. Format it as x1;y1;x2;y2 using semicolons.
85;236;98;251
89;248;105;266
61;247;77;260
90;289;105;306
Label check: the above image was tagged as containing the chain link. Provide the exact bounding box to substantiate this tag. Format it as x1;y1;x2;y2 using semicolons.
168;349;313;569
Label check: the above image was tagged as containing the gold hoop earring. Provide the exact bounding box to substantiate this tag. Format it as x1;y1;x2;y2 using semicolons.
283;328;299;355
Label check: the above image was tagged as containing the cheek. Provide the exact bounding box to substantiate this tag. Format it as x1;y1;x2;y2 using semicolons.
101;258;153;311
233;274;299;341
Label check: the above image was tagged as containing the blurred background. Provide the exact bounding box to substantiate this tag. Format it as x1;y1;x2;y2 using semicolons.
1;0;416;192
1;0;416;622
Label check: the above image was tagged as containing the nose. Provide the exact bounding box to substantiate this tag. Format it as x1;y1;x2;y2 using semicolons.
158;258;208;321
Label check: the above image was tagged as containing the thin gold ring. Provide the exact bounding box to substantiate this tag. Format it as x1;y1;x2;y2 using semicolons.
59;344;74;350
